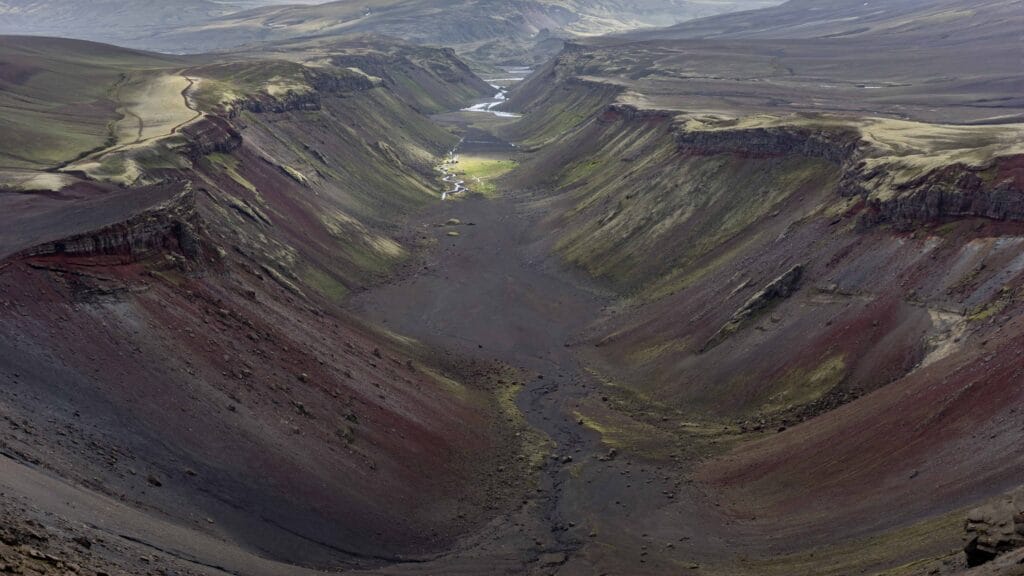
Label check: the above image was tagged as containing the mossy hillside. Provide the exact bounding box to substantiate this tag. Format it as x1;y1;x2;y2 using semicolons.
0;37;187;170
362;47;493;113
384;61;488;115
537;112;842;296
500;74;622;150
239;86;457;218
254;38;494;114
193;71;461;298
757;354;847;416
502;72;854;299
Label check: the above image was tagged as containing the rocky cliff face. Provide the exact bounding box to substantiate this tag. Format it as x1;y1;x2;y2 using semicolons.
854;156;1024;228
702;264;804;352
965;486;1024;567
19;183;200;261
670;121;1024;230
179;116;242;159
670;120;1024;230
674;124;862;163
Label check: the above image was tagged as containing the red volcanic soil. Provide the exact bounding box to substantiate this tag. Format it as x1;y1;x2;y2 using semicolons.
0;218;526;572
703;327;1024;538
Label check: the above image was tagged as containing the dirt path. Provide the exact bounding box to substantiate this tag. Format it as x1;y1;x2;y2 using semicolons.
347;131;746;575
64;72;202;170
174;74;204;130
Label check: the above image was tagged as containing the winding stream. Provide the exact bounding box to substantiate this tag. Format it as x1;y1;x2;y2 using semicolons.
460;66;532;118
440;67;531;200
439;141;466;201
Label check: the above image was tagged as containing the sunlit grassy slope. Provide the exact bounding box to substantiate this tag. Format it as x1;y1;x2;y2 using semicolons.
0;37;188;170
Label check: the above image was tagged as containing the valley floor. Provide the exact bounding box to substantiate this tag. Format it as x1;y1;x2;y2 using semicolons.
348;131;742;575
342;124;971;576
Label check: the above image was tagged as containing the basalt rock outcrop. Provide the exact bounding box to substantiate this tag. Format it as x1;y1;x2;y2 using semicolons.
671;123;1024;229
19;183;201;261
965;486;1024;567
239;90;323;114
702;264;805;352
599;103;673;124
854;156;1024;229
180;115;242;159
221;69;380;117
675;124;862;163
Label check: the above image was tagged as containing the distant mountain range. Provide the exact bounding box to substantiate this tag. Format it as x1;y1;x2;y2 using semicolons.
625;0;1023;42
0;0;780;63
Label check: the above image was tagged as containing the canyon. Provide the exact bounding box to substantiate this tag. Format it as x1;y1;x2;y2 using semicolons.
0;1;1023;575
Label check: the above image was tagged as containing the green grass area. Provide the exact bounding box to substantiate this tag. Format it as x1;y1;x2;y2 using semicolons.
759;355;847;416
453;155;517;197
303;266;350;303
188;60;315;112
0;36;186;170
206;153;258;193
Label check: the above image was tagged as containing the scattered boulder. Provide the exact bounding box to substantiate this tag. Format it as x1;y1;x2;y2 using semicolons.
702;264;805;352
538;552;567;567
280;165;309;186
292;401;314;418
965;486;1024;567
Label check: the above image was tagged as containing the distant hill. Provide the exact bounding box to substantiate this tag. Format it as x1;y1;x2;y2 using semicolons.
0;0;781;62
0;0;232;38
626;0;1024;43
566;0;1024;124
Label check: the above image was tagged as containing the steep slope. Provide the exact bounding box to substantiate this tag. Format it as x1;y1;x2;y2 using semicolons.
497;1;1024;573
0;36;530;575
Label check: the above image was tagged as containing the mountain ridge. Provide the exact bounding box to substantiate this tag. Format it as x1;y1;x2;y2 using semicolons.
0;0;782;63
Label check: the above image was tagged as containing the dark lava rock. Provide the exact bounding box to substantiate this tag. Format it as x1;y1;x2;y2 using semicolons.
965;486;1024;567
703;264;805;352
